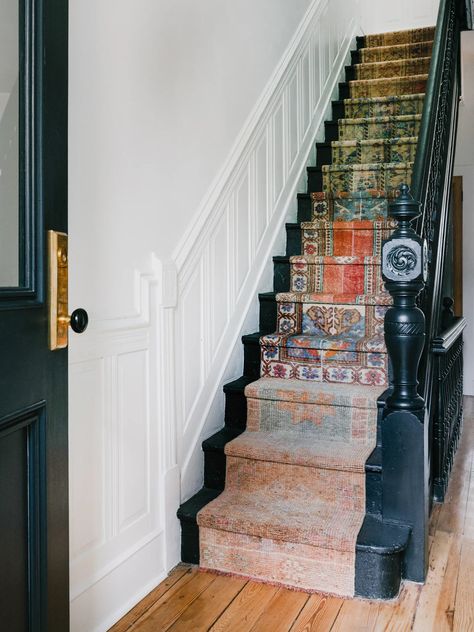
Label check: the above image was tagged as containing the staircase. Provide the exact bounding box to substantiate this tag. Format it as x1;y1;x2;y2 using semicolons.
178;5;466;601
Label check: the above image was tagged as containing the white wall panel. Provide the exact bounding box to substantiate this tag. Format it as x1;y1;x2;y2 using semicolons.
272;100;286;204
69;359;106;559
117;350;150;531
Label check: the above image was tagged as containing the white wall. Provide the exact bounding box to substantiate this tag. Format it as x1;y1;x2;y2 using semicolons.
359;0;439;35
455;31;474;395
69;0;312;322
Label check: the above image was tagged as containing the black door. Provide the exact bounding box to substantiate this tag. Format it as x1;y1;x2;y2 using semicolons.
0;1;70;630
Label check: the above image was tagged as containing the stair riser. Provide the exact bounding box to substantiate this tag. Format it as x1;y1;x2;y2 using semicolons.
354;57;431;80
273;257;291;293
204;451;227;490
302;226;393;257
344;97;424;120
243;337;260;380
200;527;355;596
362;26;435;47
297;194;312;223
332;100;345;120
224;380;253;429
290;261;385;295
260;348;388;386
276;302;388;338
324;120;339;142
321;163;413;193
346;58;430;82
359;41;433;64
225;455;366;511
339;118;421;142
259;293;278;334
246;396;378;443
285;223;302;256
316;143;332;166
332;140;417;165
350;75;428;99
339;82;350;99
311;192;393;222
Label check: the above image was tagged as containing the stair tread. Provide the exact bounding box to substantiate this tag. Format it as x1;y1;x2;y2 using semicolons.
290;254;381;264
276;291;392;305
301;219;396;229
262;332;386;353
321;160;413;172
198;488;363;551
355;56;431;69
344;93;425;106
223;375;255;393
318;135;418;148
349;73;428;86
359;39;434;63
177;487;221;523
332;136;418;147
226;430;375;472
202;427;243;452
340;113;422;125
244;377;381;408
362;25;435;46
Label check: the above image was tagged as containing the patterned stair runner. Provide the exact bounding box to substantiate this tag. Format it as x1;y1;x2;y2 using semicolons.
198;25;434;596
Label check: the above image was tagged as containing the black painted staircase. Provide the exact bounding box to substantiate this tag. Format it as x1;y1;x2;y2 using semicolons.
177;32;412;599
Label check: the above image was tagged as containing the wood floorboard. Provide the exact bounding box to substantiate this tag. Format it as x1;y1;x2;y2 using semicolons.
373;583;421;632
129;569;216;631
453;538;474;631
288;594;343;631
166;574;247;632
330;598;380;632
412;531;455;631
249;587;309;632
110;397;474;632
209;580;279;632
108;565;193;632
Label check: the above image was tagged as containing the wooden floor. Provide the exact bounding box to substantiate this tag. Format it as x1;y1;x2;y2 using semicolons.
110;398;474;632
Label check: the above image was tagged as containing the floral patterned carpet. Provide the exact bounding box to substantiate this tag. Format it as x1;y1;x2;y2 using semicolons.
198;25;434;596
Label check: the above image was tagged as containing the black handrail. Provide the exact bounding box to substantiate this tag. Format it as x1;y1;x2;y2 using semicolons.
432;317;466;353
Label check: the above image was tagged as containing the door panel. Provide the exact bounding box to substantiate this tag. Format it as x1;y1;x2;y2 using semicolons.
0;1;70;630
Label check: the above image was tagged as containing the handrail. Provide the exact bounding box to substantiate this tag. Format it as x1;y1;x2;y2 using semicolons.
411;0;450;204
411;0;462;401
432;317;466;353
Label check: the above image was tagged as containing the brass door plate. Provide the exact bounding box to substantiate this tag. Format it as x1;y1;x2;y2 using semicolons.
48;230;69;350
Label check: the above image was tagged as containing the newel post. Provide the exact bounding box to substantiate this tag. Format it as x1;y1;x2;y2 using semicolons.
382;183;427;411
381;183;429;583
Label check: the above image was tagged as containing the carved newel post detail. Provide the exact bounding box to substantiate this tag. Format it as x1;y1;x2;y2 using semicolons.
382;184;427;412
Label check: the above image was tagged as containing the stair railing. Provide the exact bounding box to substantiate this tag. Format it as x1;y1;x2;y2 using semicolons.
380;0;467;584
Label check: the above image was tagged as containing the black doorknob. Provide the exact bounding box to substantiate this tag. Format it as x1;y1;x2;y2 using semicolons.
70;308;89;334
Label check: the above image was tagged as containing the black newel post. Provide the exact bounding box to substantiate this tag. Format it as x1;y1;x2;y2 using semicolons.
382;183;426;411
381;183;429;583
